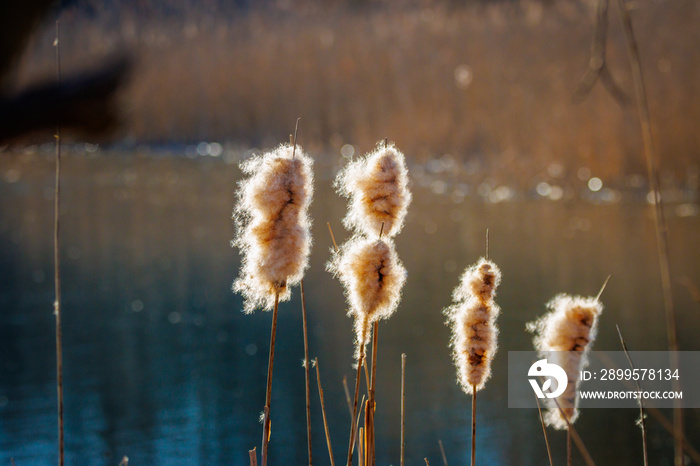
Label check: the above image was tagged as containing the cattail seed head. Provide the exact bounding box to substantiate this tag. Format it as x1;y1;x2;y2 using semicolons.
527;294;604;429
327;235;406;355
445;258;502;394
232;144;313;313
335;142;411;238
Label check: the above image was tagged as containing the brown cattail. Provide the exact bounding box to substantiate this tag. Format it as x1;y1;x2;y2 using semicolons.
327;235;406;356
445;258;502;394
335;141;411;238
527;294;604;429
232;144;314;313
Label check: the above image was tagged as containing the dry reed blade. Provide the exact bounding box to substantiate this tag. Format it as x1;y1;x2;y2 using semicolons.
424;458;430;466
613;1;683;463
359;427;364;466
52;20;65;466
534;395;554;466
400;354;406;466
616;324;648;466
301;280;313;466
314;358;336;466
249;448;258;466
261;292;280;466
438;440;448;466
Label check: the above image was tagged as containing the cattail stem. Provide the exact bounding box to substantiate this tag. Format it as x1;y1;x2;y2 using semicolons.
400;354;406;466
535;395;554;466
347;349;365;466
301;280;313;466
471;386;476;466
249;448;258;466
368;322;379;466
567;427;572;466
261;292;280;466
314;359;336;466
53;19;64;466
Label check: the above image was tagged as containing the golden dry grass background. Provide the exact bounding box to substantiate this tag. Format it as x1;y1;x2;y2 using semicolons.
11;0;700;186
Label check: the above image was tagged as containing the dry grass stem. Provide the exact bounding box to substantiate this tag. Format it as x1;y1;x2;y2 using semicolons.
551;397;596;466
528;294;604;429
233;143;314;313
616;325;648;466
249;448;258;466
314;359;336;466
335;141;411;238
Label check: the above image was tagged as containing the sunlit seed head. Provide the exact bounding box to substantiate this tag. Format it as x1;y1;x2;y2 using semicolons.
232;143;314;313
335;141;412;238
527;294;604;429
327;235;407;356
446;258;502;394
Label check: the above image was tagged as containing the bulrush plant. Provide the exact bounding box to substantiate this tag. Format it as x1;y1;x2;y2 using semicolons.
232;139;314;466
527;293;604;466
328;140;411;466
445;258;502;466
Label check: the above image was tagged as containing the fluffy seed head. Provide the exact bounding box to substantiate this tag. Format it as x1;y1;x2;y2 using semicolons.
327;235;407;353
445;258;502;394
335;142;411;238
232;144;314;313
527;294;604;429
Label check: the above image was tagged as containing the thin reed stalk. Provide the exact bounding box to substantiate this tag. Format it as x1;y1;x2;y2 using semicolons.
613;2;683;464
534;395;554;466
261;293;280;466
470;387;476;466
567;427;572;466
249;448;258;466
301;280;313;466
438;440;448;466
400;354;406;466
53;20;65;466
314;359;336;466
616;325;648;466
342;376;353;419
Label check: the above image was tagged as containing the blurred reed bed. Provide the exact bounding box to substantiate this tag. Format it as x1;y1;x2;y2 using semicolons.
13;1;700;187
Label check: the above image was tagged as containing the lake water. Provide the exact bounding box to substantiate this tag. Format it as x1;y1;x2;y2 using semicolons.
1;150;699;465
